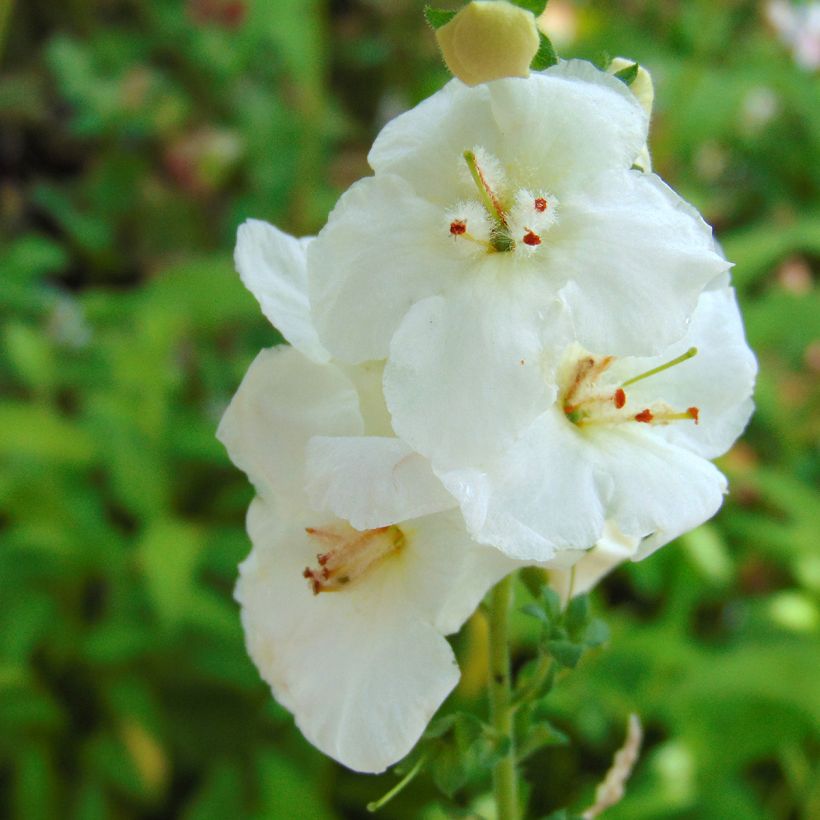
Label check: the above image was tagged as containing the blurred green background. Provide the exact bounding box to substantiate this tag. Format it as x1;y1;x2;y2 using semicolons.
1;0;818;817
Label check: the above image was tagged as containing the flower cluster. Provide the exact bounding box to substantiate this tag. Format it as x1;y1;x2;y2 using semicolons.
218;59;756;773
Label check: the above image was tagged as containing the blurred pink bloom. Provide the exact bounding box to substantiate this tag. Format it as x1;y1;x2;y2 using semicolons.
766;1;820;70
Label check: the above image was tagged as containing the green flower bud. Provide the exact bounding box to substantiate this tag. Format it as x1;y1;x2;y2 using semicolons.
436;1;540;86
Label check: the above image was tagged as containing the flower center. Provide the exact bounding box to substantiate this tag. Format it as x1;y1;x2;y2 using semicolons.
303;523;405;594
445;147;558;256
562;347;700;428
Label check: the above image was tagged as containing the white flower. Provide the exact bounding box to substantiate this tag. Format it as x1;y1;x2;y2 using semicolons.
388;284;756;561
218;258;517;771
234;218;329;364
308;60;728;375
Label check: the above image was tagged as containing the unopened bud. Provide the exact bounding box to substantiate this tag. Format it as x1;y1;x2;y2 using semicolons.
607;57;655;117
608;57;654;172
436;1;540;86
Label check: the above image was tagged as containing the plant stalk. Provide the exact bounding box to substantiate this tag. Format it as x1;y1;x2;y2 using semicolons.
488;574;520;820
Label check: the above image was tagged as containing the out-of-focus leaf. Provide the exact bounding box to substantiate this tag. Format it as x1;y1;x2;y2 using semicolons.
138;519;203;628
0;403;94;463
424;7;458;30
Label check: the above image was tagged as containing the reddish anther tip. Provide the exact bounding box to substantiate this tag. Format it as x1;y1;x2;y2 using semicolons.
450;219;467;235
302;568;312;579
688;406;700;424
635;408;654;423
523;230;541;246
534;197;547;212
614;388;626;409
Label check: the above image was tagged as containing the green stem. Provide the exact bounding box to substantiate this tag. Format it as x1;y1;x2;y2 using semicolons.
0;0;16;64
488;574;520;820
366;753;428;813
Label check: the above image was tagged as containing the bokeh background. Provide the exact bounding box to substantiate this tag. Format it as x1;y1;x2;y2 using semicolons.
1;0;819;817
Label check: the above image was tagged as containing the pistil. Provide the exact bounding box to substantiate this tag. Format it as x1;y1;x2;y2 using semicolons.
620;347;698;387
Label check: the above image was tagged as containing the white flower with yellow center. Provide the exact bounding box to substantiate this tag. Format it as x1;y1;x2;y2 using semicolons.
309;60;729;379
222;223;519;773
387;283;756;560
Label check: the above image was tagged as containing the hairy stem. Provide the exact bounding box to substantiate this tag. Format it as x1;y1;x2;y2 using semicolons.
488;574;520;820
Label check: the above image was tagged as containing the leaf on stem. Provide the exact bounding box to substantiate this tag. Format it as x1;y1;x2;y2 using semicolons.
531;31;558;70
424;6;458;29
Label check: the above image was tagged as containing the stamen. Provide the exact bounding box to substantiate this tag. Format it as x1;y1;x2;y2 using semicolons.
634;409;654;423
621;347;698;388
534;197;547;212
614;388;626;409
687;406;700;424
449;219;467;235
522;229;541;246
303;524;405;594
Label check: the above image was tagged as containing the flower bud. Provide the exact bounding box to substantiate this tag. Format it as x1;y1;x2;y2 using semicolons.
436;0;540;86
607;57;655;117
607;57;654;171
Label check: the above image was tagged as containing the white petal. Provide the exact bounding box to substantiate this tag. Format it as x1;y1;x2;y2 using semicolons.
217;347;362;498
384;284;567;469
304;436;456;530
490;61;649;195
398;510;521;635
552;171;730;356
369;63;647;205
234;220;329;363
238;499;471;773
308;175;462;363
587;427;727;555
549;521;640;603
338;360;394;437
608;287;757;459
442;411;610;561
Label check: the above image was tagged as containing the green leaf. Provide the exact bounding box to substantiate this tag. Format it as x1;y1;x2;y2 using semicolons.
531;32;558;70
614;62;639;86
138;519;203;629
0;402;95;464
521;603;550;624
517;721;569;762
520;566;549;599
511;0;548;15
546;639;584;669
541;587;563;620
583;618;610;648
564;594;589;637
424;6;458;29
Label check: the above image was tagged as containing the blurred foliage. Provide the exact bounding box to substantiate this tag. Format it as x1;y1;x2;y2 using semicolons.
0;0;818;817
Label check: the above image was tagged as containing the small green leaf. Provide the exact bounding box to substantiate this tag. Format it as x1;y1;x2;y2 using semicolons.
565;595;589;637
424;713;459;740
614;62;639;86
520;566;548;599
424;6;458;29
584;618;610;648
546;639;584;668
517;721;569;762
531;32;558;70
521;603;550;623
541;587;563;620
511;0;548;15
